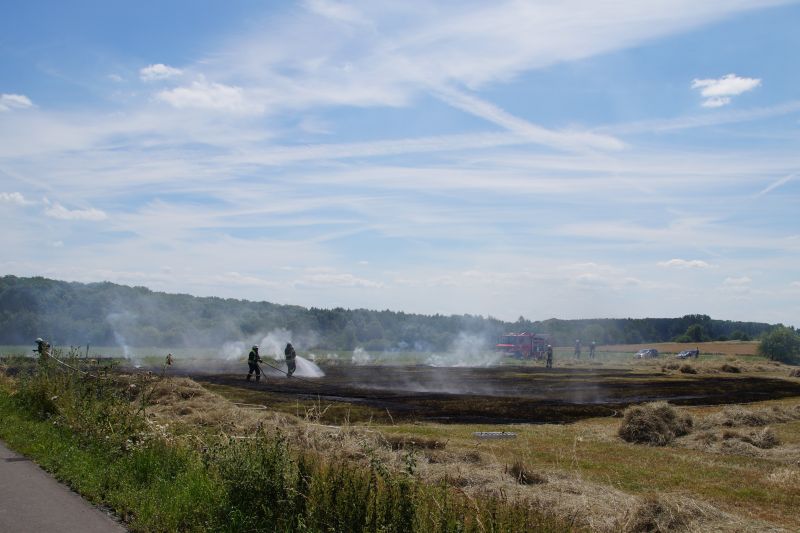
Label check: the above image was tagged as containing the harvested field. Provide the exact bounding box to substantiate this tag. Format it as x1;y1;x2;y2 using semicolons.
600;341;760;356
7;352;798;532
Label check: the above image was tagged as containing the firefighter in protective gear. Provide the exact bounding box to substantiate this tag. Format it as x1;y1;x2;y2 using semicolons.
546;345;553;369
574;339;581;359
247;345;262;382
589;341;596;359
34;337;50;361
284;342;296;377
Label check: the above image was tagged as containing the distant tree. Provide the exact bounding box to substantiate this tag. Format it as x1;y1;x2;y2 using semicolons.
582;324;606;344
730;330;751;341
675;323;709;343
758;327;800;363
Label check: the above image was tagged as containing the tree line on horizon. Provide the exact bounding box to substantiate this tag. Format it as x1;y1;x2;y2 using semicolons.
0;275;779;351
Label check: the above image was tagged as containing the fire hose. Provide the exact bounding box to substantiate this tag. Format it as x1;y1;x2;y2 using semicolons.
256;360;321;387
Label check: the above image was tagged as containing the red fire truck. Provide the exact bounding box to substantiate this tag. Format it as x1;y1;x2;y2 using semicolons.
495;332;550;360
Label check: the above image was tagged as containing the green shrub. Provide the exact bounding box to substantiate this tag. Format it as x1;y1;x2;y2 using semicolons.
758;327;800;363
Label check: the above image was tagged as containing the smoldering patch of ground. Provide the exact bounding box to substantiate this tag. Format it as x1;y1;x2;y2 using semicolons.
197;364;800;424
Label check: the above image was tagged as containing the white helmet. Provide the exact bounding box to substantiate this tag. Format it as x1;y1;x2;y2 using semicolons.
252;344;258;350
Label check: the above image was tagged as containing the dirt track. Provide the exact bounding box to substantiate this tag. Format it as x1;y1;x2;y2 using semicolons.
198;365;800;424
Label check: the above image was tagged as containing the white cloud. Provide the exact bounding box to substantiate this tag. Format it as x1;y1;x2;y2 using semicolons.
43;201;107;221
0;93;34;112
790;281;800;289
156;80;260;113
692;74;761;107
701;96;731;108
723;276;750;286
140;63;183;82
213;271;279;288
722;275;752;294
0;192;34;205
303;0;370;25
754;174;794;197
658;259;712;269
297;116;333;135
296;272;384;289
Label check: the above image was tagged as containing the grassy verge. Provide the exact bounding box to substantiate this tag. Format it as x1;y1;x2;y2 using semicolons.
0;356;568;532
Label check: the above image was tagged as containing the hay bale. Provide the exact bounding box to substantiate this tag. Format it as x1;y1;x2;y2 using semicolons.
722;426;779;449
622;493;707;532
706;406;771;428
751;427;779;449
618;402;693;445
691;430;719;446
679;364;697;374
720;364;741;373
507;461;547;485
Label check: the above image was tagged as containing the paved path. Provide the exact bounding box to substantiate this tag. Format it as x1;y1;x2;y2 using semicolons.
0;441;126;532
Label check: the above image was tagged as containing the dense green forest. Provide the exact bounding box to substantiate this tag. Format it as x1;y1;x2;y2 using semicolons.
0;275;776;351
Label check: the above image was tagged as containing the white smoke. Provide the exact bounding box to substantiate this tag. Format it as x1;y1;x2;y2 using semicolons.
257;328;293;359
352;347;372;365
425;332;499;367
220;340;246;361
255;328;324;377
106;311;142;367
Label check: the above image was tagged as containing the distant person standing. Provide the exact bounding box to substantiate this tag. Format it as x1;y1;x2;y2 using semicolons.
246;345;262;382
33;337;50;361
589;341;596;359
284;342;296;377
546;345;553;369
574;339;581;359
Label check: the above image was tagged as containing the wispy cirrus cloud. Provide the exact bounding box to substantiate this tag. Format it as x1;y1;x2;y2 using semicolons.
754;174;794;197
2;0;799;325
691;74;761;108
303;0;370;26
600;100;800;135
433;86;625;152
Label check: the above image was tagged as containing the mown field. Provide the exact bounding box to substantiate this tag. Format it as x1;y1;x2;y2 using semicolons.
2;343;798;531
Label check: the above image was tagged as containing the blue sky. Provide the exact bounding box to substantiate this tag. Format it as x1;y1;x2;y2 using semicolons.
1;0;799;325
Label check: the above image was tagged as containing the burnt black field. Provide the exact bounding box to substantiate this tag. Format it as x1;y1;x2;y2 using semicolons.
197;365;800;424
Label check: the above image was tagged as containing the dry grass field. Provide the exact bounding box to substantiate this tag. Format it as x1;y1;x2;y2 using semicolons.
153;360;800;531
4;344;797;531
168;346;800;532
